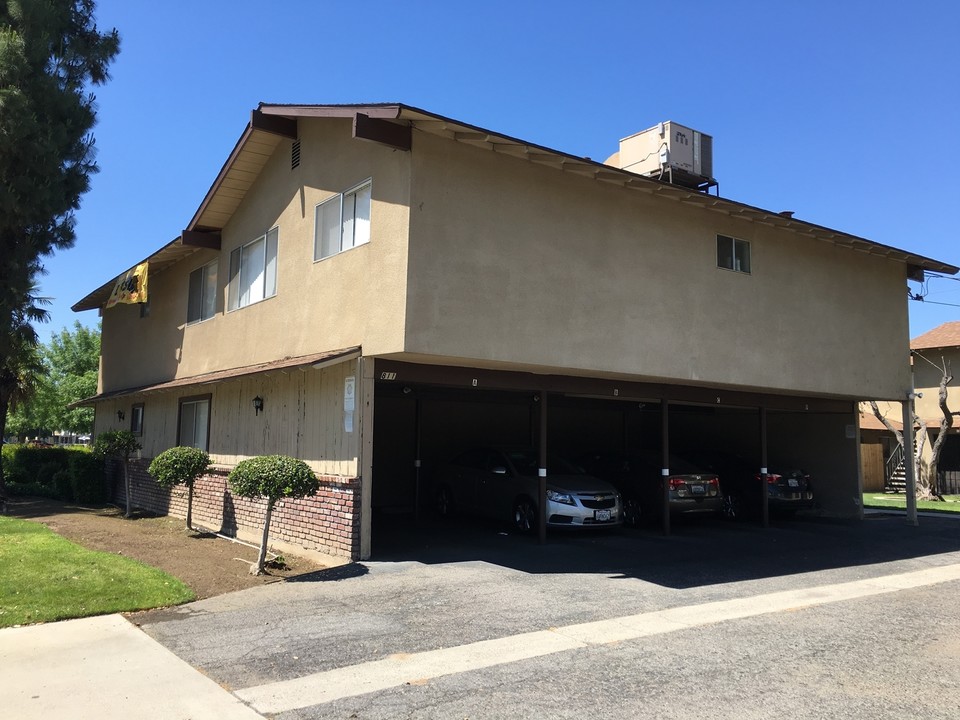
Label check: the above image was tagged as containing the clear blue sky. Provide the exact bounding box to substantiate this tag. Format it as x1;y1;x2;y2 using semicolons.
42;0;960;341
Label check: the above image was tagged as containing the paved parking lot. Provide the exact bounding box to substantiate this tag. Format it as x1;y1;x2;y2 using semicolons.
132;513;960;718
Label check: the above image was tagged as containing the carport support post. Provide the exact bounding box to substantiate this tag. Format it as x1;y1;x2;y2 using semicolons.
414;398;422;524
539;390;548;545
902;392;918;527
760;406;769;529
661;400;671;536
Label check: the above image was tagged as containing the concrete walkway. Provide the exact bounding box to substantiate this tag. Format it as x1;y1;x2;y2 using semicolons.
0;614;261;720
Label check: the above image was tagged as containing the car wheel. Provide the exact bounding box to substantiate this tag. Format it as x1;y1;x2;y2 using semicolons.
623;498;641;528
436;486;454;517
722;493;744;521
513;497;537;534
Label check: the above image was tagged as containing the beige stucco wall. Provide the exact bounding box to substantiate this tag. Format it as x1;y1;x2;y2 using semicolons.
100;118;411;394
402;131;911;401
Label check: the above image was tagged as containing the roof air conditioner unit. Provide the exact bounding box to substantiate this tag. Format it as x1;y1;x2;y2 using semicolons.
618;121;715;191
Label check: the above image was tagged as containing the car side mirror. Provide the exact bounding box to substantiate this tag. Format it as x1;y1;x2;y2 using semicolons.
492;466;508;475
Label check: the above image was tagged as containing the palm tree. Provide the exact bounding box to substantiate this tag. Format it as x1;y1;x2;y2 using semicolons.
0;283;50;494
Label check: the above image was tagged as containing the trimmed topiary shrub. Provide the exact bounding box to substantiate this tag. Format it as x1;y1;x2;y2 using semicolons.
228;455;319;574
149;446;211;530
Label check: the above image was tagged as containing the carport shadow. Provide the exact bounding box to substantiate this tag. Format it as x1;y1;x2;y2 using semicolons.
372;512;960;589
286;563;369;583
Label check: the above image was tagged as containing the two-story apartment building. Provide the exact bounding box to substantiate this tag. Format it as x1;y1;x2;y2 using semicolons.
74;104;957;560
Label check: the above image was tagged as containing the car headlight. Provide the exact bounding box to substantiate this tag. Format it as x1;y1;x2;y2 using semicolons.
546;490;575;506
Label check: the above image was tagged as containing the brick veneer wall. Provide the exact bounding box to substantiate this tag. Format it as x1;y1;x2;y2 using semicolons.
107;458;362;560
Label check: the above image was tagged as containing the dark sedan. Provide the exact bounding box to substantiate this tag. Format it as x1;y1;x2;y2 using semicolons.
678;450;815;520
578;450;722;526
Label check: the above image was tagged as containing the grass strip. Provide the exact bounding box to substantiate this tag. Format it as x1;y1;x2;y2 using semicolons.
863;493;960;514
0;515;195;628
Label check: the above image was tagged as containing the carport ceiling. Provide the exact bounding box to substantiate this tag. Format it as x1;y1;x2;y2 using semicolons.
374;360;853;414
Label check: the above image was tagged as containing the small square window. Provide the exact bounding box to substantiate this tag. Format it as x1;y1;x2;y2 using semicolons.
717;234;751;274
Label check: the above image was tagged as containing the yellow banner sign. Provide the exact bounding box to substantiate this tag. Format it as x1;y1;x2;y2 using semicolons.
105;262;149;308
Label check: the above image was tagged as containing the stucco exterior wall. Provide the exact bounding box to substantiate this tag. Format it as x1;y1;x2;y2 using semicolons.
404;132;911;400
99;118;411;394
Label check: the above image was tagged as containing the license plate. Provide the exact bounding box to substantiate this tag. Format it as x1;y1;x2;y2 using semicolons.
691;484;705;494
788;478;799;488
595;509;611;522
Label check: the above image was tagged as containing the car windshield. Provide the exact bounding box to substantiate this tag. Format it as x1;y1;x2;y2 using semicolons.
504;449;584;477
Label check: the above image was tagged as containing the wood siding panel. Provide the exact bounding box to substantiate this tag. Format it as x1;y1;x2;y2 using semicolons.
94;359;359;478
861;441;885;493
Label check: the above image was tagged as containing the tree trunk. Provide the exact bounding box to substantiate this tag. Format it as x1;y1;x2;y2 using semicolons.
186;483;194;530
928;360;954;500
252;499;275;575
869;400;927;498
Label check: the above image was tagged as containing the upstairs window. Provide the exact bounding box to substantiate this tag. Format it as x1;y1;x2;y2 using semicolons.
717;234;751;274
314;180;372;261
187;261;218;324
228;228;278;311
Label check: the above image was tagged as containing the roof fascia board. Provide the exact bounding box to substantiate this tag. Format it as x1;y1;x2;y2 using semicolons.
258;104;402;120
251;109;298;139
353;112;411;151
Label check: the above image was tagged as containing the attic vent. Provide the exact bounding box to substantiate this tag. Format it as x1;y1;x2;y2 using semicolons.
291;139;301;169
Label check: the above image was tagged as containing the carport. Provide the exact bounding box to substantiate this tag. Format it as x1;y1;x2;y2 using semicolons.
369;360;860;554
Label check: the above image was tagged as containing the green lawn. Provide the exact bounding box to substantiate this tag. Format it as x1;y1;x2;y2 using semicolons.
0;516;195;628
862;493;960;514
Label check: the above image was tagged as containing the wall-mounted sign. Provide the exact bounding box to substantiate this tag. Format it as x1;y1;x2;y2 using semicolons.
344;376;356;433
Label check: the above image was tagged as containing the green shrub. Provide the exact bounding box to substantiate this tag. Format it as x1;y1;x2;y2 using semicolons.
149;446;210;489
37;461;63;492
68;452;106;504
149;446;211;529
51;468;73;500
3;446;70;487
6;480;59;498
228;455;319;574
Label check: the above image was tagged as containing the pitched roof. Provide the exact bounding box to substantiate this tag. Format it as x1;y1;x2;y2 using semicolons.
69;347;360;406
911;321;960;350
859;412;903;432
73;103;959;312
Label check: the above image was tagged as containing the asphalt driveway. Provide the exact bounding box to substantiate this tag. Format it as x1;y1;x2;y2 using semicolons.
133;512;960;718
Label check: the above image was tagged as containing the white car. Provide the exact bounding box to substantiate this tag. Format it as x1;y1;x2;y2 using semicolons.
435;447;622;531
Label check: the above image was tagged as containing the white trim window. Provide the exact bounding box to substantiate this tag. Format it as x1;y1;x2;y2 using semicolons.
178;396;210;451
187;260;218;324
717;234;751;274
228;228;278;311
314;180;372;261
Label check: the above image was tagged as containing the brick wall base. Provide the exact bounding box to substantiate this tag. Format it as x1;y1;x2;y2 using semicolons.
107;458;362;560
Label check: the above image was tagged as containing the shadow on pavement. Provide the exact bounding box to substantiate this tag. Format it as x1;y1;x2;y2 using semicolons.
371;510;960;589
286;562;370;583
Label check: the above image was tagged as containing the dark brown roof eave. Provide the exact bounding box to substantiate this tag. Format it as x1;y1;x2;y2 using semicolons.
70;346;361;407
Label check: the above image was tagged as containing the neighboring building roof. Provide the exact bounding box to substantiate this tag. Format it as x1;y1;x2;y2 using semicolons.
859;412;903;432
911;321;960;350
73;103;959;312
71;347;360;406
